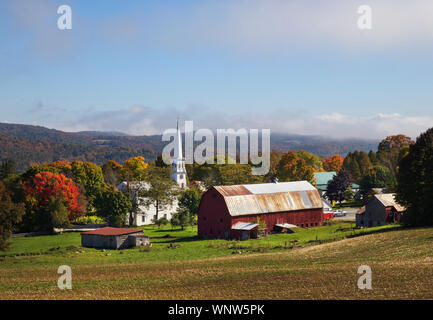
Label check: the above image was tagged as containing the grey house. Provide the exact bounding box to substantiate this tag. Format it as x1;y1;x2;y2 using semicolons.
356;194;405;228
81;227;150;249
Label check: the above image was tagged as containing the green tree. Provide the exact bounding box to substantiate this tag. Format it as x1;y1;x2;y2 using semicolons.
44;197;70;230
94;187;132;227
368;150;378;165
360;165;395;200
140;167;179;220
377;134;413;176
71;161;106;202
102;160;122;186
343;153;361;182
178;189;200;215
152;216;169;229
0;181;25;250
256;217;267;238
0;160;17;181
396;128;433;226
154;154;169;168
170;208;194;230
357;152;373;178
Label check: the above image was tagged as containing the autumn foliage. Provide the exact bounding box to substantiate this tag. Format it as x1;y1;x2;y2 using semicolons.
322;154;344;172
24;171;82;221
277;151;316;184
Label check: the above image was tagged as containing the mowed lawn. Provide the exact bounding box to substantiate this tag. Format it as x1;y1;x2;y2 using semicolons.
1;222;433;299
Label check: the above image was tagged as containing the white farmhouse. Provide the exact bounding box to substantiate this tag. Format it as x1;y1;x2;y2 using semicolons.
117;181;178;226
117;120;186;226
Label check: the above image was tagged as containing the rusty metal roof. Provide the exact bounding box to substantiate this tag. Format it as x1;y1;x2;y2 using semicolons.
213;185;252;197
213;181;323;217
375;194;406;212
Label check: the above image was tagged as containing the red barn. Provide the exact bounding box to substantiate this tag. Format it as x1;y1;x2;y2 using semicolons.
197;181;324;240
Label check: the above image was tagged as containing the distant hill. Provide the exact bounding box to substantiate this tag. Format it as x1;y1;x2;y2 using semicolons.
0;123;378;171
270;133;378;157
78;131;128;137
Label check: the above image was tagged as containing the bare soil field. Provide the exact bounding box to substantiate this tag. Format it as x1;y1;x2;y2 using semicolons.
1;226;432;300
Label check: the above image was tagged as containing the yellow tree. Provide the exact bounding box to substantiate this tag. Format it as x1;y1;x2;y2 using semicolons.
121;156;149;181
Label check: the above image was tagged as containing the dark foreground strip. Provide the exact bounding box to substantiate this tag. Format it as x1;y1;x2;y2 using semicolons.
1;300;432;319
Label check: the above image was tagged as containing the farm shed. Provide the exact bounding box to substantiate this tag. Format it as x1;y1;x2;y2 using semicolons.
81;227;149;249
197;181;324;240
356;194;406;228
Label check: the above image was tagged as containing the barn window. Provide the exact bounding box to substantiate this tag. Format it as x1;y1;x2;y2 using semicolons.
203;217;207;221
220;218;223;223
142;215;146;222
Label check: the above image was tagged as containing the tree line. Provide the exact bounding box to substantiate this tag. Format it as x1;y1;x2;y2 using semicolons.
1;129;433;249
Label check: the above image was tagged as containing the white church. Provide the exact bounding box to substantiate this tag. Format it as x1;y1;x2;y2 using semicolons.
117;120;187;226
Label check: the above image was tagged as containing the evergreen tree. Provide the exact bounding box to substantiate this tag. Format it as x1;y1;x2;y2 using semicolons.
396;128;433;226
0;160;16;181
0;181;25;250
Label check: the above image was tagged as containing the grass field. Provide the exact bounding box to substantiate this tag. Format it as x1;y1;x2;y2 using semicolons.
1;222;432;299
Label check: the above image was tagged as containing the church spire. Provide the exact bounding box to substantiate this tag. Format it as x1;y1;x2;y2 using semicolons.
174;117;183;160
170;118;187;188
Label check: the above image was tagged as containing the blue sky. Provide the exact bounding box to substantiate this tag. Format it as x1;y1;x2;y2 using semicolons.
1;0;433;138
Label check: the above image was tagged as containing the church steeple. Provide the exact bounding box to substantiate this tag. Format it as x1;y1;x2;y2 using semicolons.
174;118;183;160
170;119;187;188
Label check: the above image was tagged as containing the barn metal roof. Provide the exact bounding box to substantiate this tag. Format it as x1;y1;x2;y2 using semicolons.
213;181;323;217
231;222;259;231
275;223;298;229
81;227;143;236
374;194;406;212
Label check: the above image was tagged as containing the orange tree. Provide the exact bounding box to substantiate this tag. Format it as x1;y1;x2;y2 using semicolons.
322;154;344;172
276;151;316;184
23;171;83;231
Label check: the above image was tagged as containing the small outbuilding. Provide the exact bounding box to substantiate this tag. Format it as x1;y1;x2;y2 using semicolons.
81;227;149;249
356;194;405;228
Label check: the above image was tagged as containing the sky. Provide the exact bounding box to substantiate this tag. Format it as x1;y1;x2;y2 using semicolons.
1;0;433;139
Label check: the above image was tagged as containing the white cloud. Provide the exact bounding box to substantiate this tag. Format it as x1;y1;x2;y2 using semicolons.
49;105;433;140
135;0;433;53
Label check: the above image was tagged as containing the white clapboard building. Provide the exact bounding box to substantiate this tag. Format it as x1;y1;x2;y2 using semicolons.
117;120;186;226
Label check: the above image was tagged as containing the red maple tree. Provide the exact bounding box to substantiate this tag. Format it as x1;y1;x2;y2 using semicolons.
322;154;344;172
24;171;82;221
